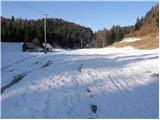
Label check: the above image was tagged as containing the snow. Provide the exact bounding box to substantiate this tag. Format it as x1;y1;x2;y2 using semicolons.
121;38;142;42
1;42;159;118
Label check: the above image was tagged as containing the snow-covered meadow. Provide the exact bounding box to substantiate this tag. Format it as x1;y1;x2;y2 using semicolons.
1;42;159;118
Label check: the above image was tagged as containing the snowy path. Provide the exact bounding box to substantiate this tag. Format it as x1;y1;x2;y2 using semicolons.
1;43;159;118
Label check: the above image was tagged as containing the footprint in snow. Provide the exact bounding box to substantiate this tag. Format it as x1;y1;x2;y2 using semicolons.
86;88;94;98
151;73;159;78
86;88;92;93
90;104;97;113
78;64;83;72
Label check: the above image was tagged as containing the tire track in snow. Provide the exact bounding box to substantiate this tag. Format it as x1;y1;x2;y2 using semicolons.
1;58;55;94
117;67;153;116
87;68;127;118
107;72;144;117
1;56;37;71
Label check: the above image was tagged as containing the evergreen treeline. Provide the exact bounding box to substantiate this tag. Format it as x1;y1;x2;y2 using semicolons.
1;16;135;48
136;4;159;29
91;25;134;48
1;17;93;48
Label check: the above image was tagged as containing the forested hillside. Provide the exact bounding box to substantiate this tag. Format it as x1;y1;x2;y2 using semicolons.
90;26;134;48
127;4;159;37
1;17;93;48
91;4;159;48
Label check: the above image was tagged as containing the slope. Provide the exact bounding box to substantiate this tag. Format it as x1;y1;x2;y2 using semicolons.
1;42;159;118
126;4;159;37
110;4;159;49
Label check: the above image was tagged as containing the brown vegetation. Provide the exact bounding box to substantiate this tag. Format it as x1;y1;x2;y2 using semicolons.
126;4;159;38
110;33;159;49
92;4;159;49
109;4;159;50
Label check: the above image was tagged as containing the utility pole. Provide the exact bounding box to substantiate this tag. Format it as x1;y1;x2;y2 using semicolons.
101;39;104;48
80;34;83;49
81;39;82;49
43;14;48;54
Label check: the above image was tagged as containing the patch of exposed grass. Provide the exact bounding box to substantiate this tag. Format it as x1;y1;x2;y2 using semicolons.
110;33;159;50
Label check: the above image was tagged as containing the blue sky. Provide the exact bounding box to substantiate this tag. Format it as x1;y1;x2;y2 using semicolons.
1;1;158;32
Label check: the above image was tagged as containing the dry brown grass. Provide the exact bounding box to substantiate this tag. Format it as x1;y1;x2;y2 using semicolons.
111;4;159;50
126;24;158;38
109;33;159;50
